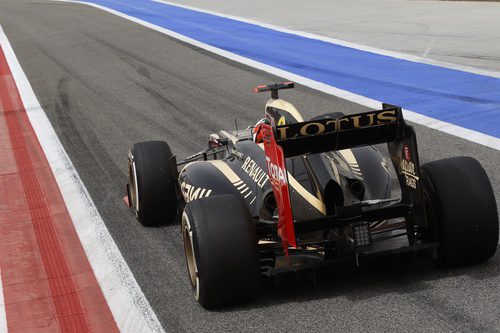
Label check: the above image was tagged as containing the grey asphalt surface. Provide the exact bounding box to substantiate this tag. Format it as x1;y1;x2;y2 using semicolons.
1;0;499;332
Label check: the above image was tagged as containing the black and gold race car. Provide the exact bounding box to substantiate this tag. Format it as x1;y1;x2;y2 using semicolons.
125;82;498;308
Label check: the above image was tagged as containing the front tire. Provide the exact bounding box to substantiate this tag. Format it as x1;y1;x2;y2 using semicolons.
421;156;498;267
128;141;177;226
182;194;260;308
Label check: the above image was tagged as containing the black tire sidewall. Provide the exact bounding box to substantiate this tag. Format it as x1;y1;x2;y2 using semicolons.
183;195;260;308
421;157;498;267
130;141;177;226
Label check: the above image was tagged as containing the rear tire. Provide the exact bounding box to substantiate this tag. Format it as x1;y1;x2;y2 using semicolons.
128;141;177;226
182;195;260;308
421;156;498;267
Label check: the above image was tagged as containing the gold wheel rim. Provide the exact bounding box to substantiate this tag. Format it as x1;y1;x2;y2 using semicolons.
182;213;198;295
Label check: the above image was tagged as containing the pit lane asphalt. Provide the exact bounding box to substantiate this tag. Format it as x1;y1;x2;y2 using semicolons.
1;1;499;332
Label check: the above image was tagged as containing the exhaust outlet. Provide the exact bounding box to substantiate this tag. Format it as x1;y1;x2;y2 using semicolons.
349;179;365;199
264;193;277;211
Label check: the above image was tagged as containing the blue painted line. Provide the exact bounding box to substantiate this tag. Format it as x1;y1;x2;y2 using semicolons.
83;0;500;138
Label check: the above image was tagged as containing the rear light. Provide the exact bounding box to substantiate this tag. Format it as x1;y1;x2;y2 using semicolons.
352;223;371;247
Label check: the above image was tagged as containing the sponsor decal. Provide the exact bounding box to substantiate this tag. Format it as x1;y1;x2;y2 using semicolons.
403;144;411;161
231;180;253;199
399;144;419;189
180;181;212;202
276;109;398;140
265;156;287;185
277;115;286;126
241;156;269;188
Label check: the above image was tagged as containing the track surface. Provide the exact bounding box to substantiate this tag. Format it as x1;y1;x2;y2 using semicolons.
0;0;499;332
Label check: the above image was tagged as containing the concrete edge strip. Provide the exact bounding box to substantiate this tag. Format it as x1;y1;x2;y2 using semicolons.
0;25;164;333
0;270;6;333
154;0;500;80
50;0;500;151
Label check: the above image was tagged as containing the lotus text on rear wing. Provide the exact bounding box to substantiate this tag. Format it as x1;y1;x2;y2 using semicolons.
275;109;398;140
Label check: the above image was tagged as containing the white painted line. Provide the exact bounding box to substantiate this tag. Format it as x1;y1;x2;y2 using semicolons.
50;0;500;150
0;26;164;333
0;269;7;333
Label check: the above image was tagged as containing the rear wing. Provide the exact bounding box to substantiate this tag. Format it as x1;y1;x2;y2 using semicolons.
276;105;402;157
261;100;423;253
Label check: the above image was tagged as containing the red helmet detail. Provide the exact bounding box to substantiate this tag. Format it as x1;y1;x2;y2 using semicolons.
252;118;269;143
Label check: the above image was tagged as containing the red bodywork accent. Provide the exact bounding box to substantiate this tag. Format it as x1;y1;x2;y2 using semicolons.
403;144;411;161
261;123;297;254
253;85;267;93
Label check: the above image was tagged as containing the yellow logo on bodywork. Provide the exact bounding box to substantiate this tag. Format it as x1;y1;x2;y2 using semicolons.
277;116;286;126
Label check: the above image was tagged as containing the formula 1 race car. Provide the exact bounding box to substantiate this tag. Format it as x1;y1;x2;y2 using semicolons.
125;82;498;308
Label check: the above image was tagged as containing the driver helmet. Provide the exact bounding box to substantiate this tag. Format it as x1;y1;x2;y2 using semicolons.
252;118;269;143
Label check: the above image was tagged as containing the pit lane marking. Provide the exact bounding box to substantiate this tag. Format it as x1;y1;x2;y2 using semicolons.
0;25;163;333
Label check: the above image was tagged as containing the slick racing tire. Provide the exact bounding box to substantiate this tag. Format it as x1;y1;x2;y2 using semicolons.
182;194;260;308
421;156;498;267
128;141;177;226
